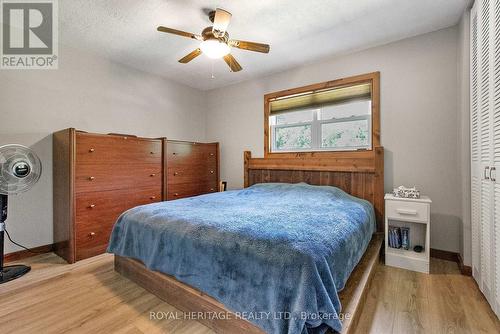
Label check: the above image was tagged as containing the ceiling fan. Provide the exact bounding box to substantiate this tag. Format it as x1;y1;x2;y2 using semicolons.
157;8;270;72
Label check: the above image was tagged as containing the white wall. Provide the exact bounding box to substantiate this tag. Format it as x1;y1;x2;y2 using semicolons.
206;27;462;253
458;11;471;266
0;45;206;253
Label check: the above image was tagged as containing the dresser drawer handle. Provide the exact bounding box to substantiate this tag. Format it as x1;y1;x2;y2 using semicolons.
210;153;214;156
150;173;156;177
150;196;156;200
89;148;95;153
173;172;179;176
150;151;155;154
396;209;418;216
172;152;177;155
88;176;95;181
89;232;96;237
88;204;96;209
210;188;215;191
174;193;179;197
210;170;214;174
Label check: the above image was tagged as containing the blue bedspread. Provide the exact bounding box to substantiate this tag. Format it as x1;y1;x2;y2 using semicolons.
108;183;375;334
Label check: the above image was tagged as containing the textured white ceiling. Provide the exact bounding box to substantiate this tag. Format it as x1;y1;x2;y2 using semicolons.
59;0;470;90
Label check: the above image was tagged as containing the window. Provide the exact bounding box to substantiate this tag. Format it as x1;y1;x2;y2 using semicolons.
271;109;314;151
269;85;372;152
319;100;371;150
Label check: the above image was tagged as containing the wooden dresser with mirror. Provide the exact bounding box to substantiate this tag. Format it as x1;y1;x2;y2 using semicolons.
53;129;219;263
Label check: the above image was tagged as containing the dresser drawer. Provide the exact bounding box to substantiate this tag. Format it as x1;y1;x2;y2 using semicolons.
75;203;118;261
75;221;114;261
207;158;218;171
76;191;130;223
167;182;201;200
75;187;161;261
201;143;218;157
75;187;161;221
167;165;208;184
167;182;218;200
168;167;217;185
200;181;218;194
203;167;217;181
386;200;429;222
76;133;161;165
206;150;217;161
75;163;161;193
132;187;162;205
167;142;205;163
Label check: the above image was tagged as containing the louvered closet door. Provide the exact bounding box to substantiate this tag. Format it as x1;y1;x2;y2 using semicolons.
471;2;482;283
481;0;494;306
471;0;496;307
493;0;500;316
472;0;500;317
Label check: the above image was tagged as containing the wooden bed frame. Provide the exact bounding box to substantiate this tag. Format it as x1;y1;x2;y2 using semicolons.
116;146;385;334
244;147;385;232
115;73;384;333
115;234;382;334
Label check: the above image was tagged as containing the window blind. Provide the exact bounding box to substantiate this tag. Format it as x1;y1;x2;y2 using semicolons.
269;83;371;115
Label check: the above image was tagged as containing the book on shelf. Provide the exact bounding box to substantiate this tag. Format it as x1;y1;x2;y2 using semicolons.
388;225;406;249
401;227;410;250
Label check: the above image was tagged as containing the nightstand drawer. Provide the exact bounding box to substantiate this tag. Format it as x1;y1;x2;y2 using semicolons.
386;200;428;222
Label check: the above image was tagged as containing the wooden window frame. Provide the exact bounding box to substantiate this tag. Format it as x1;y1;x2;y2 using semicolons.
264;72;380;158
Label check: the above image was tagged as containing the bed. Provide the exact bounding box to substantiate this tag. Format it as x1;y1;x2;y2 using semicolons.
109;147;384;334
111;144;384;334
108;181;376;334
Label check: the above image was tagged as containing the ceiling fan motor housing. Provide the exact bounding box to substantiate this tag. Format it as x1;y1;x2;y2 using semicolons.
201;27;228;43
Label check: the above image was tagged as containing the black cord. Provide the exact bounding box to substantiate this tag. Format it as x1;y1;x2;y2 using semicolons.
4;228;46;254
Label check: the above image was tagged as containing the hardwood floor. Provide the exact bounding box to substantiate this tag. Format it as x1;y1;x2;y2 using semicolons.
0;253;498;334
0;253;214;334
356;258;500;334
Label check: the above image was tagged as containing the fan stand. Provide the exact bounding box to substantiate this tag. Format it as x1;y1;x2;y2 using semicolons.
0;194;31;284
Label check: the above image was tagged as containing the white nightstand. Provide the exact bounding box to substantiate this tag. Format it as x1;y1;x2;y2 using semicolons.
384;194;432;274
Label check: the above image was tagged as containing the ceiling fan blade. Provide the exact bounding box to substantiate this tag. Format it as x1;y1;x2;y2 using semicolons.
157;26;202;40
223;54;242;72
178;48;202;63
212;8;232;37
229;39;270;53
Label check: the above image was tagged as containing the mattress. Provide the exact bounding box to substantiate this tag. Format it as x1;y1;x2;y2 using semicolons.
108;182;375;334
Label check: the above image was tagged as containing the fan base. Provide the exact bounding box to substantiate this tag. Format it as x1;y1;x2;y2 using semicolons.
0;265;31;284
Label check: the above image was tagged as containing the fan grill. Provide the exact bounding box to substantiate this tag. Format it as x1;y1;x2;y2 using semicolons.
0;145;42;195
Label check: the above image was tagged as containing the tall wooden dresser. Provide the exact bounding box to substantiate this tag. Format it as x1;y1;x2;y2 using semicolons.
53;129;165;263
166;140;219;200
53;130;220;263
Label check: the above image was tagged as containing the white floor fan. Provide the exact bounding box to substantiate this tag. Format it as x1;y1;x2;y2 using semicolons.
0;144;42;284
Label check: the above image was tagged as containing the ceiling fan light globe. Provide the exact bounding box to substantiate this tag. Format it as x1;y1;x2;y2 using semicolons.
200;39;230;59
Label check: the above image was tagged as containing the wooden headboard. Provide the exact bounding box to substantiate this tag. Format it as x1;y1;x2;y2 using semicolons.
243;147;384;231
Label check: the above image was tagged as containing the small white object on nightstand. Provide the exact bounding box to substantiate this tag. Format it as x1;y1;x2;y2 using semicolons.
384;194;432;274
